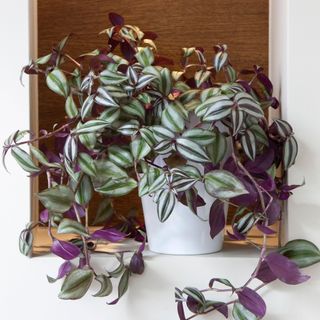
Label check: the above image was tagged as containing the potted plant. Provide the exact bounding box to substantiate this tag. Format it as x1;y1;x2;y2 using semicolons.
3;12;320;319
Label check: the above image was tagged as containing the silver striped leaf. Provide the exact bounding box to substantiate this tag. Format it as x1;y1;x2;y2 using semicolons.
204;170;248;199
273;119;293;138
232;303;257;320
226;65;237;82
74;174;93;205
95;177;137;197
81;95;95;120
135;47;154;67
154;140;173;155
182;47;196;58
130;138;151;160
241;130;257;160
214;51;228;72
171;165;202;179
11;147;40;173
283;135;298;170
65;95;78;119
235;92;264;119
138;173;149;197
126;66;138;85
104;85;128;99
148;173;167;194
176;138;210;163
250;124;269;146
135;74;156;90
108;146;133;168
231;107;244;136
78;152;97;176
152;125;175;142
74;120;110;134
182;128;215;146
94;87;119;108
183;287;206;307
195;95;233;121
139;127;156;147
78;131;96;150
99;108;120;123
99;69;128;85
159;68;172;96
172;176;197;192
64;135;78;162
161;103;185;132
200;88;220;102
117;120;140;136
156;189;176;222
194;69;211;88
122;99;145;121
207;132;228;164
30;146;62;169
46;69;69;97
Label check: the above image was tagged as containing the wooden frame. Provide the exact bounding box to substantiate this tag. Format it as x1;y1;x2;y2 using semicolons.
29;0;278;255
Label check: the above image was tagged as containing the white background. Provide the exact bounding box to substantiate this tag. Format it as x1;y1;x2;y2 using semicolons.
0;1;319;319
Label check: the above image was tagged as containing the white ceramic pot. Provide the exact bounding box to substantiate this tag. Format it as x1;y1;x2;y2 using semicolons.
141;182;226;255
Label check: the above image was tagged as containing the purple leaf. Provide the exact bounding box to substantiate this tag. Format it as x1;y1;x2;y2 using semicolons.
64;203;85;220
186;296;199;313
266;199;281;225
129;252;144;274
57;260;72;278
258;173;276;192
51;240;81;260
120;41;136;61
265;252;311;285
256;223;276;235
209;200;225;239
143;31;158;40
237;287;266;318
40;209;49;223
245;148;274;174
256;261;277;283
232;176;257;206
215;303;228;318
257;73;273;95
91;228;126;242
227;225;246;241
177;301;187;320
109;12;124;26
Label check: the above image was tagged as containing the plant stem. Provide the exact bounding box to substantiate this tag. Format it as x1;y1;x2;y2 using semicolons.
73;204;90;267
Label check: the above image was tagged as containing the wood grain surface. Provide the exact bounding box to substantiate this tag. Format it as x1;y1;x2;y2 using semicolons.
35;0;269;225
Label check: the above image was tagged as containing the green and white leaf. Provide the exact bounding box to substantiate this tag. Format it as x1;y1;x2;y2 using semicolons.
140;127;156;146
123;99;145;121
148;173;167;194
64;135;78;162
46;69;69;97
241;130;256;160
74;174;93;205
204;170;248;199
182;128;215;146
176;138;210;163
65;95;79;118
207;132;228;164
194;69;211;88
95;178;137;197
99;69;128;85
214;51;228;72
161;103;185;132
74;120;110;134
159;68;173;96
278;239;320;268
152;125;175;142
93;275;113;297
135;47;154;67
93;198;114;225
95;87;119;107
81;95;95;120
156;189;176;222
232;303;257;320
117;120;140;136
130;138;151;160
37;185;74;213
30;145;62;169
98;108;120;123
57;218;89;237
108;146;133;168
235;92;264;119
136;74;156;90
59;268;94;300
195;95;233;121
11;147;40;173
283;136;298;169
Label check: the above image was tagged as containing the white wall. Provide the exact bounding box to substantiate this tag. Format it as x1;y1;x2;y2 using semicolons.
0;1;319;319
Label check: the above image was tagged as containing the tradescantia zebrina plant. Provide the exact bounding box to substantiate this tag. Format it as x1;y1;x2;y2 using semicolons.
3;12;320;318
